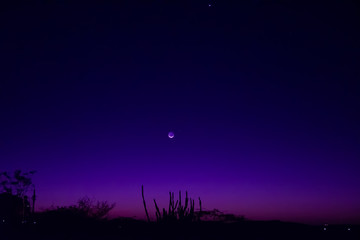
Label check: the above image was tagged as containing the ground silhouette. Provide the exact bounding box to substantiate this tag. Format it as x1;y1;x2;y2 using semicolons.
0;174;358;240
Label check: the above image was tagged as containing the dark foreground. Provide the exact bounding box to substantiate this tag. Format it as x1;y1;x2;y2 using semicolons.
1;218;359;240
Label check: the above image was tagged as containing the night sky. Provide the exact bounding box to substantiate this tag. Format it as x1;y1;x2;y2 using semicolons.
1;1;359;224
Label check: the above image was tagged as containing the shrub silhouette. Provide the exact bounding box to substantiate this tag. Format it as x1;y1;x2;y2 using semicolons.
41;196;115;223
77;196;116;219
200;208;245;222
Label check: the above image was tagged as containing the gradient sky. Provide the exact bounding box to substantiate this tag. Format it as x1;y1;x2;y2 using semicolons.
1;1;359;225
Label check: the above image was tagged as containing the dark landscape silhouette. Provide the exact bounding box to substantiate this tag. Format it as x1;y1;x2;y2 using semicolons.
0;170;358;240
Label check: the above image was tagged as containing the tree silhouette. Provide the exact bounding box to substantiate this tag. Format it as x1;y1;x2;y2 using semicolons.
0;170;36;223
0;170;36;197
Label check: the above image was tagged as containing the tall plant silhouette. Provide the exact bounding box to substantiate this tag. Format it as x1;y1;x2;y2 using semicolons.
141;185;151;222
142;185;202;223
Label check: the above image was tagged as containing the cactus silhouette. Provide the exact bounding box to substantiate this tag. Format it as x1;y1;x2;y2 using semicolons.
141;185;150;222
141;186;202;223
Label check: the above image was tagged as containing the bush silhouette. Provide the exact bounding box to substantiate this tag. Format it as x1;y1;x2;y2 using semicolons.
40;196;115;223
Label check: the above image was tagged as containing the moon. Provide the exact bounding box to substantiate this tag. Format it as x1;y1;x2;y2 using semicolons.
168;132;175;139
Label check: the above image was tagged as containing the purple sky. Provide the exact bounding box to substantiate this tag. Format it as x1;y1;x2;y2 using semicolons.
1;1;359;224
